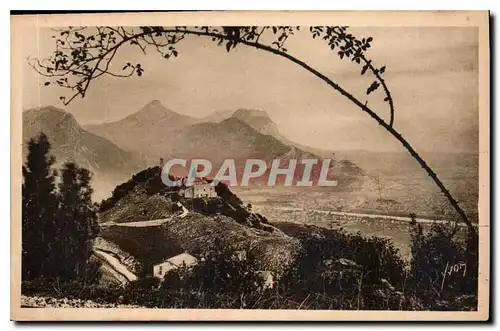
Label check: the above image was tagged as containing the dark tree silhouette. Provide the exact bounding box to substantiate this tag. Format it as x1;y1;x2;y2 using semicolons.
22;134;100;282
22;133;59;280
56;162;100;281
30;26;476;236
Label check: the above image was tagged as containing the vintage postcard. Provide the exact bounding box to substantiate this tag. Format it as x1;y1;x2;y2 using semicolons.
11;11;490;321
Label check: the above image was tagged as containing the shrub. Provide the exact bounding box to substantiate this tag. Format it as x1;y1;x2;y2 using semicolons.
409;222;478;310
163;242;265;296
280;227;408;310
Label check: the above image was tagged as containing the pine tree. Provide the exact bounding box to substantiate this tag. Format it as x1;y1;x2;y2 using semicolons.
56;162;99;281
22;133;59;280
22;134;100;283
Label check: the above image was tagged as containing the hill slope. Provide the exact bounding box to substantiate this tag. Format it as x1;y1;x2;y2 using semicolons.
23;106;146;200
98;167;300;275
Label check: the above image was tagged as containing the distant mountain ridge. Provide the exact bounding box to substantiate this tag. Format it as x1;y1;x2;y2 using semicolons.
203;107;338;158
23;106;146;200
84;100;365;188
84;100;198;158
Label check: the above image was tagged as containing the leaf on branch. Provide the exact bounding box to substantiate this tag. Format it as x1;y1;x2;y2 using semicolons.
136;63;144;77
225;41;233;52
366;81;380;95
361;64;369;75
379;66;386;74
384;97;390;102
44;82;50;86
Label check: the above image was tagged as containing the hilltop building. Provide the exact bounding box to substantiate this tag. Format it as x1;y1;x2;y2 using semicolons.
159;158;217;199
179;178;217;198
153;252;198;279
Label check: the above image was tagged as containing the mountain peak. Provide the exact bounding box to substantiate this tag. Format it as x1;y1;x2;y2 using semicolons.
125;100;179;122
230;108;281;138
220;116;252;128
145;99;164;108
232;108;270;119
140;100;170;113
26;105;69;115
24;105;76;125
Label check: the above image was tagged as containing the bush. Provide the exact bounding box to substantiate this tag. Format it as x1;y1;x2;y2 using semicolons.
409;222;478;310
279;227;408;310
163;242;265;296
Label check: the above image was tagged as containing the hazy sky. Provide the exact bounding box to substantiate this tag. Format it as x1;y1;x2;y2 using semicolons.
22;26;479;153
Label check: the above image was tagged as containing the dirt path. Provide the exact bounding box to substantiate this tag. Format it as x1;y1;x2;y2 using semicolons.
112;217;173;227
94;249;138;283
100;202;190;228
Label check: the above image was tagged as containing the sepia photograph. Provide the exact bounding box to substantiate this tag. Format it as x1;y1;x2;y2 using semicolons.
10;11;490;321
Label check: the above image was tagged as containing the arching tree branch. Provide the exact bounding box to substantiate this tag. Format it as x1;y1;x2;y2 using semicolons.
31;26;477;236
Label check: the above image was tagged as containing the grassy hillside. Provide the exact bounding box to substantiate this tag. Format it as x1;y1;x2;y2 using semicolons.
97;166;300;276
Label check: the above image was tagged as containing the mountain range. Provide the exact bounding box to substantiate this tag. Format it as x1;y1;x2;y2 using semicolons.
200;108;337;158
84;100;338;162
23;101;365;199
84;100;364;186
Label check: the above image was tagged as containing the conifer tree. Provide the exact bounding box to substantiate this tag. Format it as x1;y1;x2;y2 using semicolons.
22;133;59;280
56;162;99;281
22;134;100;282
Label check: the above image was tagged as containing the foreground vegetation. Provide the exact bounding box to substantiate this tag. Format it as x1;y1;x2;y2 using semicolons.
22;222;478;310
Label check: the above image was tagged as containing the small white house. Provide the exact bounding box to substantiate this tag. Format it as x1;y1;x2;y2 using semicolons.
153;252;198;279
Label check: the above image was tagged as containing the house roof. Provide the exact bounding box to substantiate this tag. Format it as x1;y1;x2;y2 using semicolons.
165;252;198;267
178;177;213;188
